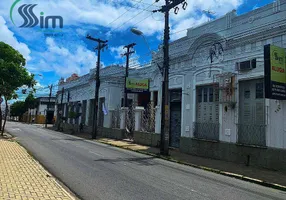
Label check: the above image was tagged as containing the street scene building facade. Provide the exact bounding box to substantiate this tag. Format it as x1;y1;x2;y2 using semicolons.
57;0;286;171
23;97;56;124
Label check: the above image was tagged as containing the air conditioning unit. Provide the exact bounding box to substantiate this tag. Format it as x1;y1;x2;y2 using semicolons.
236;59;256;71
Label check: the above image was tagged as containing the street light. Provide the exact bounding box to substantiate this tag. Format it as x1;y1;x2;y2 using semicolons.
131;28;163;74
131;28;153;55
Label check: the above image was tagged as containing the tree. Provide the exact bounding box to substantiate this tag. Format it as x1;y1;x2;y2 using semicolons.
24;92;37;123
0;42;35;135
10;101;26;119
1;92;18;135
25;93;37;109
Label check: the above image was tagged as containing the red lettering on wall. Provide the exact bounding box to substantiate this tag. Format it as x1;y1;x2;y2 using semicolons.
272;66;285;73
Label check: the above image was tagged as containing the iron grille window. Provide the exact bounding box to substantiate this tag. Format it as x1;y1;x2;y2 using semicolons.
209;88;214;102
244;90;250;99
198;88;202;103
203;88;208;102
197;86;218;103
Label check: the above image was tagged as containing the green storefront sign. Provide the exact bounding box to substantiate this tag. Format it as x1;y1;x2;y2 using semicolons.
264;44;286;100
126;78;149;93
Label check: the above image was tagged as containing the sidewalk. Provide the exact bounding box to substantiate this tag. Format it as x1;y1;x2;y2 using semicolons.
92;137;286;190
0;137;75;200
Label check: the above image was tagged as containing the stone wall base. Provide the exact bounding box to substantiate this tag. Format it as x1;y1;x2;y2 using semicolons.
180;137;286;172
134;131;160;147
98;127;125;140
62;123;78;133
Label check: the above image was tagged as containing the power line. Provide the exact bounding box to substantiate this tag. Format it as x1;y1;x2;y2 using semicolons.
169;1;286;36
106;0;145;27
150;8;286;65
129;0;160;7
152;12;164;21
22;2;285;98
108;1;159;33
129;12;154;28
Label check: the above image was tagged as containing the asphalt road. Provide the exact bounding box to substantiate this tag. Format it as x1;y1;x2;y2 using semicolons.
5;122;286;200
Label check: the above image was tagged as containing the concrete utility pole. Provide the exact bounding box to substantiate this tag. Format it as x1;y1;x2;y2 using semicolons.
86;34;108;139
45;84;53;128
123;43;136;107
153;0;187;155
57;87;64;130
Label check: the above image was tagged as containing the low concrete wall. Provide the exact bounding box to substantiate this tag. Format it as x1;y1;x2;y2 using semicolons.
98;127;125;140
62;123;78;133
180;137;286;172
84;125;92;134
134;131;160;147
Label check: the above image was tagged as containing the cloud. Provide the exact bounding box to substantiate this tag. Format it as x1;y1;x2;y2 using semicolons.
0;16;31;61
76;28;87;36
0;0;244;75
129;53;141;68
170;0;243;21
28;37;98;77
110;45;125;59
170;14;209;40
0;0;242;38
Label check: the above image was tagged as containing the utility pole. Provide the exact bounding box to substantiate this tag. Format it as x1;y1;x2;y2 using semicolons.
86;34;108;139
57;87;64;130
153;0;187;155
123;43;136;107
45;84;53;128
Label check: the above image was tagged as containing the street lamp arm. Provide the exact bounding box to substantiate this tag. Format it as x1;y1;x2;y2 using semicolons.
130;28;154;55
141;35;153;55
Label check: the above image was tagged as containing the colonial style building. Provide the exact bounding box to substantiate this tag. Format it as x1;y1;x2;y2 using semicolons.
57;0;286;171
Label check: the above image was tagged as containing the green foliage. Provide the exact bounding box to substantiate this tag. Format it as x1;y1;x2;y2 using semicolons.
10;101;26;117
25;92;37;109
0;42;26;67
68;111;77;119
0;42;36;132
0;42;36;96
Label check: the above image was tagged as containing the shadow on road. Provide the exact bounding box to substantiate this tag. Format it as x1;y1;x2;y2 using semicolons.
94;156;156;166
50;138;86;142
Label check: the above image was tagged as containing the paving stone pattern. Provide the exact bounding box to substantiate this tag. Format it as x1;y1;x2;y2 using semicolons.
0;140;74;200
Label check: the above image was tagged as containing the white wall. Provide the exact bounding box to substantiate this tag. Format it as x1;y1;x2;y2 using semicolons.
150;0;286;149
267;100;286;149
38;104;47;115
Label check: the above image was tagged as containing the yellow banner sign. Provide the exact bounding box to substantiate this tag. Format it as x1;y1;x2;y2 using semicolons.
264;44;286;100
270;45;286;83
126;78;149;93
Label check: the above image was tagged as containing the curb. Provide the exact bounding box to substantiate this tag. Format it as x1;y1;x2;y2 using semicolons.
96;139;286;192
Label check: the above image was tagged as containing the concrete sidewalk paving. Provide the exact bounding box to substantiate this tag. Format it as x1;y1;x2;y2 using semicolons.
95;138;286;191
0;138;75;200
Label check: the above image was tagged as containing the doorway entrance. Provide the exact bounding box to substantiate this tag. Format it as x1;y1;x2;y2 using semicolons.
194;85;219;140
238;79;266;146
170;90;182;148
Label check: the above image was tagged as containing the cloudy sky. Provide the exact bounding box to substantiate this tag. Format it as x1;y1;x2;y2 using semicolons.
0;0;274;99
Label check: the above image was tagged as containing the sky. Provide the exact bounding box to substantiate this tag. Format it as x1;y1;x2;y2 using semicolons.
0;0;275;100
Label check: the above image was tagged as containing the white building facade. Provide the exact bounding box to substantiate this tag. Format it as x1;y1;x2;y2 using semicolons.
57;0;286;171
150;0;286;170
